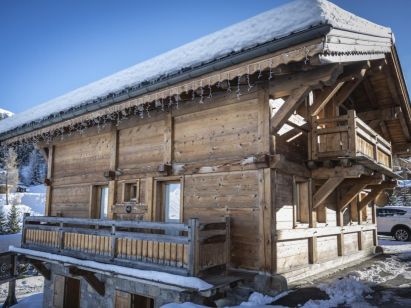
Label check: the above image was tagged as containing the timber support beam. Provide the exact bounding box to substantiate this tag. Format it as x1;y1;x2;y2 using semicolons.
358;181;397;210
69;267;105;296
311;165;373;180
338;175;384;210
30;260;51;280
313;177;344;209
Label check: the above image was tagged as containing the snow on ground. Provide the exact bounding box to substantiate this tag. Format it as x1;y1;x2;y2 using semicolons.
0;233;21;252
0;276;44;303
0;0;391;135
9;293;43;308
295;237;411;308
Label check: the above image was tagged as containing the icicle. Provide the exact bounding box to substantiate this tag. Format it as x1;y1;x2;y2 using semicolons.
257;63;263;79
304;46;310;64
208;78;212;99
175;94;180;109
138;105;144;118
247;66;253;92
168;96;173;110
199;80;204;104
236;75;242;99
192;82;196;101
268;59;273;80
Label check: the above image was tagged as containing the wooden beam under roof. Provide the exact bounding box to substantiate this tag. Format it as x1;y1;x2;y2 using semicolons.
271;85;311;132
362;77;379;108
310;82;345;116
269;64;343;98
311;165;373;180
357;106;400;122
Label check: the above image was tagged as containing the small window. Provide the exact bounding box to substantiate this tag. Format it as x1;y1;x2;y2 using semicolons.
99;186;109;219
294;179;309;225
164;182;181;223
126;183;138;202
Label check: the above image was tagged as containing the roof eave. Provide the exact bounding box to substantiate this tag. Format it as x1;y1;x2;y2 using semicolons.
0;24;332;143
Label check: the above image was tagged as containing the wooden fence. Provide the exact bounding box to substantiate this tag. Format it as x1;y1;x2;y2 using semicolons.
312;110;392;169
22;216;230;276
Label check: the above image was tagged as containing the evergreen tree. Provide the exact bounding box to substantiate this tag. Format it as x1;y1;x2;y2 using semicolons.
6;203;20;234
0;206;7;234
0;148;19;204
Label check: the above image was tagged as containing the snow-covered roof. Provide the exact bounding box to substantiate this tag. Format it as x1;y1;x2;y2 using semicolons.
0;0;392;139
0;108;13;120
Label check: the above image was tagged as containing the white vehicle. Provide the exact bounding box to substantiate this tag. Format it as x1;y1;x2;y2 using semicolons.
377;206;411;241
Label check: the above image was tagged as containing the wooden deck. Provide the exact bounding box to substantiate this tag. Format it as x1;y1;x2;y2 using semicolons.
21;216;230;277
312;110;392;171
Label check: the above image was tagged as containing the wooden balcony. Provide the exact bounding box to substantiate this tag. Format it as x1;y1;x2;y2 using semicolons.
311;110;393;172
21;216;230;277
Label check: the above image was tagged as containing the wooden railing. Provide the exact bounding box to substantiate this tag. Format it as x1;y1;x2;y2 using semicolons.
312;110;392;170
22;216;230;277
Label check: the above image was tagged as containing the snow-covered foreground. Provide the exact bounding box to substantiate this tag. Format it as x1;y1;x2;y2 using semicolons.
4;237;411;308
0;276;44;303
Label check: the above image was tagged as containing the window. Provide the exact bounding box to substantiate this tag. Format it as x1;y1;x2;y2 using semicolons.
377;208;407;217
294;179;309;225
164;183;181;223
99;186;109;219
123;182;139;202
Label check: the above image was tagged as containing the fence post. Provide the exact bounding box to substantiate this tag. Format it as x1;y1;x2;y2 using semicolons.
188;218;199;276
110;224;117;261
21;213;30;246
58;222;64;252
347;110;357;156
225;216;231;272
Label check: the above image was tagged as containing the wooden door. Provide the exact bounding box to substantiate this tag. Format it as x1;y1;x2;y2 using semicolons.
64;277;80;308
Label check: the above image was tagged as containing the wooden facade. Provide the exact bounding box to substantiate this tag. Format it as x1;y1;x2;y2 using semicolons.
2;2;411;306
23;57;409;277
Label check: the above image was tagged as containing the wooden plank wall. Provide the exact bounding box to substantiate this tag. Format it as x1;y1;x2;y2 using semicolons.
183;171;261;270
45;86;269;272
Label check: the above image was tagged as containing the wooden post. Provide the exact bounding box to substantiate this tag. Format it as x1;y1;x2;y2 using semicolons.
110;225;117;261
225;216;231;272
22;213;30;245
188;218;199;276
45;145;54;216
3;254;18;308
58;222;64;252
347;110;357;157
336;188;345;257
308;179;318;264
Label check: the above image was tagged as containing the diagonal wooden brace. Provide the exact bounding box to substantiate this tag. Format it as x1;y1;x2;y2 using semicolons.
69;267;105;296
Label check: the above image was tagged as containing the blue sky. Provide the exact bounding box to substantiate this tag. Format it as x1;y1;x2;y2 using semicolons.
0;0;410;114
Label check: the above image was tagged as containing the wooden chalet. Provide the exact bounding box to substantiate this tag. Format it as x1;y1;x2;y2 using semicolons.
0;0;410;307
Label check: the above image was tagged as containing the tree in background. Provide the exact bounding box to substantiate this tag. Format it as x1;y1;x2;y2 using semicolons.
0;148;19;204
20;149;47;186
6;203;20;234
0;206;7;234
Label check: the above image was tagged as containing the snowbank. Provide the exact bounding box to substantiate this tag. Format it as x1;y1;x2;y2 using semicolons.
0;0;391;135
9;246;212;291
302;277;373;308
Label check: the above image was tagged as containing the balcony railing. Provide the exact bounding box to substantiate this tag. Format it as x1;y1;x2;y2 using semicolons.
21;216;230;277
311;110;392;170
